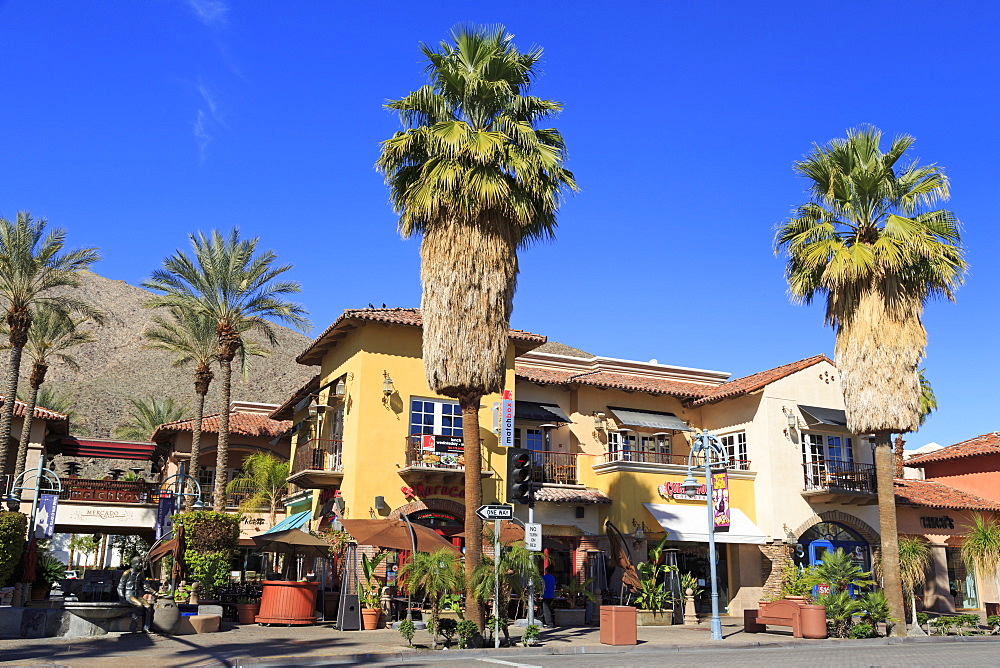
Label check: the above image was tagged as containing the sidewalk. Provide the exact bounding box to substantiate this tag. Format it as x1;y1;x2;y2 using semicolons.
2;617;981;667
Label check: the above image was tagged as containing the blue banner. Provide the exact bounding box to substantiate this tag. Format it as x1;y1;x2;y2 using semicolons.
35;493;58;538
155;494;175;539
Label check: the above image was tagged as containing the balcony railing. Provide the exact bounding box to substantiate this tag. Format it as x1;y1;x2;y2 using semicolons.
292;438;343;474
802;459;876;495
529;450;578;485
58;478;161;504
199;484;269;510
601;450;752;470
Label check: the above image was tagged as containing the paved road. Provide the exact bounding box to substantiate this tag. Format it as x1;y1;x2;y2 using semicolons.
390;639;1000;668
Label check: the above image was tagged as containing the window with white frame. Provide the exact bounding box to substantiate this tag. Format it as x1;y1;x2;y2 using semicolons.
720;432;748;469
607;431;636;460
802;432;855;471
409;398;463;437
513;427;544;451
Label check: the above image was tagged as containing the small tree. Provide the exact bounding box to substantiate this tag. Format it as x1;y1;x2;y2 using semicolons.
225;452;289;527
68;534;100;571
398;548;464;649
813;548;874;594
898;536;931;632
961;513;1000;603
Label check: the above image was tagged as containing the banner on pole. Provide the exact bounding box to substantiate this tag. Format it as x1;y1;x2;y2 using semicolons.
712;470;730;531
35;494;58;538
500;389;514;447
155;494;176;539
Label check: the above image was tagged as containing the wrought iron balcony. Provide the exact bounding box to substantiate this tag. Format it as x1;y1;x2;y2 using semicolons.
802;459;877;505
287;438;344;489
599;450;752;470
399;436;493;480
528;450;578;485
56;478;161;504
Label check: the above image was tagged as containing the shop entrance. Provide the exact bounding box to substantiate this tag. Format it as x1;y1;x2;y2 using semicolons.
794;521;871;574
671;542;730;613
946;546;979;609
407;509;464;548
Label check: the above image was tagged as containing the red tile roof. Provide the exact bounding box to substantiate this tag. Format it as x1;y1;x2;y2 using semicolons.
0;395;68;422
515;365;585;386
905;432;1000;467
533;486;613;504
298;308;546;365
515;365;715;399
894;478;1000;511
687;355;833;406
152;411;291;440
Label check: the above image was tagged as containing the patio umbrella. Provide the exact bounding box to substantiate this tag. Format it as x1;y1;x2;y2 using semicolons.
252;528;332;559
170;522;186;583
455;520;565;550
339;518;459;554
605;521;642;594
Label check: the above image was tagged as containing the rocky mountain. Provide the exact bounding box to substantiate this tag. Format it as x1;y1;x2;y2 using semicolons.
22;272;315;437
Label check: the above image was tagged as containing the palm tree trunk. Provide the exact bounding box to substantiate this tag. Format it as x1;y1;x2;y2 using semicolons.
214;356;232;512
187;390;207;511
13;364;47;488
0;344;25;475
894;435;905;478
874;430;906;636
460;395;484;639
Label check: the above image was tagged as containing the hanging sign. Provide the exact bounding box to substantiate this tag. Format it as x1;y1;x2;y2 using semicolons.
155;494;176;539
500;390;515;447
712;470;730;531
35;494;58;538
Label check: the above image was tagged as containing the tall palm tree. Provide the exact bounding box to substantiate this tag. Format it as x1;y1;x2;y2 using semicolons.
2;304;95;486
0;212;100;474
775;125;967;635
114;396;188;441
894;370;937;476
143;228;309;511
224;451;289;526
377;25;576;632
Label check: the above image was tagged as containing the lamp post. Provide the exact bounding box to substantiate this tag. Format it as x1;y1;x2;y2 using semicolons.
681;430;727;641
3;453;62;537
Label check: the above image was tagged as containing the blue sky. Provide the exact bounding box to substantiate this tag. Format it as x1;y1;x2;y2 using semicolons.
1;1;997;450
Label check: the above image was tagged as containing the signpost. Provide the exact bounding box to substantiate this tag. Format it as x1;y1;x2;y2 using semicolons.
475;504;513;521
524;522;542;552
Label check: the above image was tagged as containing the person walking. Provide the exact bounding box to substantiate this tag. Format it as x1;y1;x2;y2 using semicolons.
541;566;557;627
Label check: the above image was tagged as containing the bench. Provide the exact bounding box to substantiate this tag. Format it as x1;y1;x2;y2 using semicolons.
744;598;826;639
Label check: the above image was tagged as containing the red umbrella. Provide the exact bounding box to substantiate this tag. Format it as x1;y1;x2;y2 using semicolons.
21;536;37;583
339;519;459;554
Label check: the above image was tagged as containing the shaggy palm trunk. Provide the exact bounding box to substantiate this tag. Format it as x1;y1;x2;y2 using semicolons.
461;395;484;636
875;430;906;636
213;355;233;512
13;363;48;489
0;345;25;476
187;389;208;511
894;435;905;478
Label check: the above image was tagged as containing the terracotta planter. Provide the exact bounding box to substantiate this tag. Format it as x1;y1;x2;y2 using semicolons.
236;603;261;624
361;607;381;630
636;609;674;626
255;580;319;625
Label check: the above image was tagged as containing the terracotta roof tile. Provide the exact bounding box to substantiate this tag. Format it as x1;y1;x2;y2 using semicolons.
687;355;833;407
533;486;612;504
905;432;1000;467
0;395;68;422
515;365;715;399
152;411;291;440
894;478;1000;511
298;308;546;365
515;365;582;386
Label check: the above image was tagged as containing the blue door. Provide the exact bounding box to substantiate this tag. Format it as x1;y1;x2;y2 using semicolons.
809;540;834;597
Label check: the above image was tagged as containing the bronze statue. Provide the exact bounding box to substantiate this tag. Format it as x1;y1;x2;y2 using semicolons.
118;556;155;632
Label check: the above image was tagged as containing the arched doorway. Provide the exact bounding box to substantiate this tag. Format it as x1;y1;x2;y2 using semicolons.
389;498;466;549
793;521;871;573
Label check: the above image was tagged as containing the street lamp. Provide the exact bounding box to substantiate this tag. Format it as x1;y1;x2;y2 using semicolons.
683;430;728;641
3;454;62;537
159;469;205;510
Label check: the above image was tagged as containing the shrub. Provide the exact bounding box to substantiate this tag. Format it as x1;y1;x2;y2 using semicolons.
175;511;240;591
917;612;930;627
858;591;893;636
436;617;457;647
457;619;478;648
398;619;415;646
818;590;859;638
0;513;27;587
930;616;955;635
986;614;1000;634
522;623;540;646
36;552;68;586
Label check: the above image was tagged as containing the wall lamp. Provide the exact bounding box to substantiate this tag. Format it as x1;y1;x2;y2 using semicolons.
382;371;395;405
782;406;800;438
593;412;606;430
333;378;346;398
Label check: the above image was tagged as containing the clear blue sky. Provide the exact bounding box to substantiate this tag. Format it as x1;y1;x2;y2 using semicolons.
1;1;997;450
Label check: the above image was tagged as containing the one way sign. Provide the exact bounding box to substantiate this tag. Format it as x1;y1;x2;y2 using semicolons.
476;504;513;520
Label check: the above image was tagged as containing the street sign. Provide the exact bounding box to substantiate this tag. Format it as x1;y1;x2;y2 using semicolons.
524;522;542;551
476;504;513;520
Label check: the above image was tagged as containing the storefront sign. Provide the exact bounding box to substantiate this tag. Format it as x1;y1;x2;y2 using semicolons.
712;470;730;531
420;435;464;466
920;515;955;530
500;389;514;447
407;482;464;499
658;481;707;500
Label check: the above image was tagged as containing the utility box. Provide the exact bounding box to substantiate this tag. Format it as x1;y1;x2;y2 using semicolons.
599;605;637;645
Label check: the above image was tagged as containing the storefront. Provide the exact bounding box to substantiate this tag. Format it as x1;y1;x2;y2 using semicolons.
790;521;872;573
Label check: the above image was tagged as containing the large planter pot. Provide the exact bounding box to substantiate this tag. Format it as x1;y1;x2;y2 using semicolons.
255;580;319;625
361;607;382;630
436;610;461;622
554;608;588;626
236;603;261;624
31;583;52;601
636;609;674;626
799;604;827;639
151;596;181;634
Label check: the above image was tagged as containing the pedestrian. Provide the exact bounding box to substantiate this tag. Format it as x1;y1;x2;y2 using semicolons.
541;566;557;627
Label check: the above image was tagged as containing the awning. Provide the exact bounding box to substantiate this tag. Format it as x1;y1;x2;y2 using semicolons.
262;510;311;535
608;407;691;431
515;400;571;423
643;503;767;544
800;405;848;427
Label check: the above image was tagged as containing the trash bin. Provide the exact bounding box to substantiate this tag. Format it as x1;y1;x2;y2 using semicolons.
799;604;827;639
599;605;637;645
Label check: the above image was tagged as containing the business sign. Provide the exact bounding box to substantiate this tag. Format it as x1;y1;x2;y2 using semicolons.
658;481;707;501
524;522;542;552
712;470;730;531
475;504;513;520
500;389;515;447
419;434;465;466
155;494;176;539
35;494;58;538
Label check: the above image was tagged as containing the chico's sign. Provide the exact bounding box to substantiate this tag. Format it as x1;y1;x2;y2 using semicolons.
658;480;707;500
402;483;464;499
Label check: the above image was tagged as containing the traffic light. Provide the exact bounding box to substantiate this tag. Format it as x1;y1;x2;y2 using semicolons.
507;447;534;505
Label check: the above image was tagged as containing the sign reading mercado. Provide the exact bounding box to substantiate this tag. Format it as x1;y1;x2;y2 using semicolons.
712;469;730;531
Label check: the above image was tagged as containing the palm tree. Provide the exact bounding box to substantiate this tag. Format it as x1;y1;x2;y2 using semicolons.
775;125;967;634
895;370;938;476
224;451;289;526
2;304;95;486
0;212;100;474
114;396;188;441
398;548;465;649
897;536;931;634
471;536;542;640
961;513;1000;607
377;25;577;632
143;228;310;511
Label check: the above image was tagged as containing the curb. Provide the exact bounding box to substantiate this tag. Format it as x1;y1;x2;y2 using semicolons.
233;633;1000;666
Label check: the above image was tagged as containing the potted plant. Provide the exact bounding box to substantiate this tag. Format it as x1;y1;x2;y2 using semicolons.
32;552;67;600
634;537;677;626
555;577;598;626
235;596;261;624
358;551;388;630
